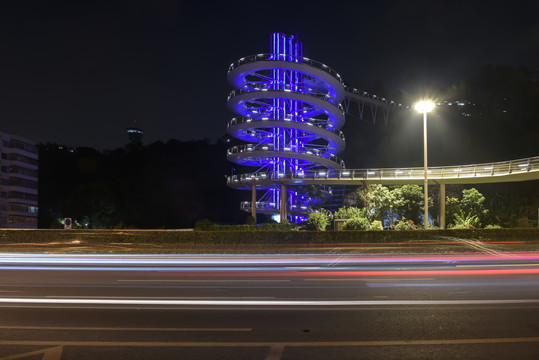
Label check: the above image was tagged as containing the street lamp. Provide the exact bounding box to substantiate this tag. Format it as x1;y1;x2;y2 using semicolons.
415;100;435;229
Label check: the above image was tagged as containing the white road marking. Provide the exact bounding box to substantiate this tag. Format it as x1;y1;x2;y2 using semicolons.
116;279;291;282
0;326;251;332
0;345;63;360
1;337;539;347
46;296;276;300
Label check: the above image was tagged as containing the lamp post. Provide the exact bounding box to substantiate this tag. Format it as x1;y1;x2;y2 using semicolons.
415;100;435;230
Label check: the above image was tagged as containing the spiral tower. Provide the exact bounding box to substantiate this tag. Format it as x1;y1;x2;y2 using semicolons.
226;33;346;222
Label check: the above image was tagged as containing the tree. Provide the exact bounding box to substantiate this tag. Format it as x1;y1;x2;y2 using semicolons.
446;188;489;228
460;188;489;226
360;184;397;225
445;197;461;228
394;185;424;225
38;139;246;229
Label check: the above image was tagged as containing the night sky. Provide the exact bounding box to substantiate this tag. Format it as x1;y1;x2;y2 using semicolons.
1;0;538;159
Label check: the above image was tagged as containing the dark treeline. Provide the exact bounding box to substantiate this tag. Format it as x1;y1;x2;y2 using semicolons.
38;139;246;228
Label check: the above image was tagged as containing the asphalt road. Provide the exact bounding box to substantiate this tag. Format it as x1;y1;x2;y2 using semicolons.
0;253;538;359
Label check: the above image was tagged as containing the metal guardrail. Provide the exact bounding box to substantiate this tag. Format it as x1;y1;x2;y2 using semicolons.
227;116;346;141
343;84;405;108
226;144;346;168
227;88;345;114
227;156;539;185
240;201;312;214
228;53;343;84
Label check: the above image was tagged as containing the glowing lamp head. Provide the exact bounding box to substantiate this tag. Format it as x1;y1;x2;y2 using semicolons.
415;100;435;113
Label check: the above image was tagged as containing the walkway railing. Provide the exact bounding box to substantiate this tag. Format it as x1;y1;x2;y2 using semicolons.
227;156;539;187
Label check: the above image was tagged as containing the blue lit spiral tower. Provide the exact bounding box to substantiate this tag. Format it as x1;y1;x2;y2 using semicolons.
226;33;346;222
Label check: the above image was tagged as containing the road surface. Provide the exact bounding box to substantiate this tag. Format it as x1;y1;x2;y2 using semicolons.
0;252;538;359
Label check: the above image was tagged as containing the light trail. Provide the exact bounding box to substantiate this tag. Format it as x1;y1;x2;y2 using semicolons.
1;254;539;277
0;297;538;306
1;253;539;266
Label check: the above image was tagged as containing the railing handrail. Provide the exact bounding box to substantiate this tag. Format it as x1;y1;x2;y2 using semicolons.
343;84;406;108
227;116;345;141
226;143;345;168
227;156;539;184
228;53;343;84
227;88;345;114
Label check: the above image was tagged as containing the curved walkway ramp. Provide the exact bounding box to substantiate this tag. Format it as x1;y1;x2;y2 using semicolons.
228;156;538;227
227;156;539;189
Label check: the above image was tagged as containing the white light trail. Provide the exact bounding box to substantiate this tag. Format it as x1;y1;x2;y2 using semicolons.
0;298;538;306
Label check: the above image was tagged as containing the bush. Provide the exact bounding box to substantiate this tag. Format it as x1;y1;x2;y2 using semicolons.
306;211;330;231
343;217;370;230
203;223;295;231
394;217;417;230
453;212;480;228
516;217;530;228
485;224;502;229
1;228;539;246
334;206;367;220
370;220;384;231
194;218;213;230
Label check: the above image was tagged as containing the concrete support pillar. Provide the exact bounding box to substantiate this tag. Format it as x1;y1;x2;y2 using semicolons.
280;184;287;223
439;183;446;229
251;185;256;223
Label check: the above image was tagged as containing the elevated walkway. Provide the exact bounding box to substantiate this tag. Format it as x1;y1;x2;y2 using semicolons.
229;156;538;228
228;156;539;189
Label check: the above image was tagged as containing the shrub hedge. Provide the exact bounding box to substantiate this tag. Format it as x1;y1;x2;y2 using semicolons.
0;228;538;245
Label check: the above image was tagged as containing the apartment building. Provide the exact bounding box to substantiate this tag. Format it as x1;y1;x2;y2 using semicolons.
0;132;38;228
